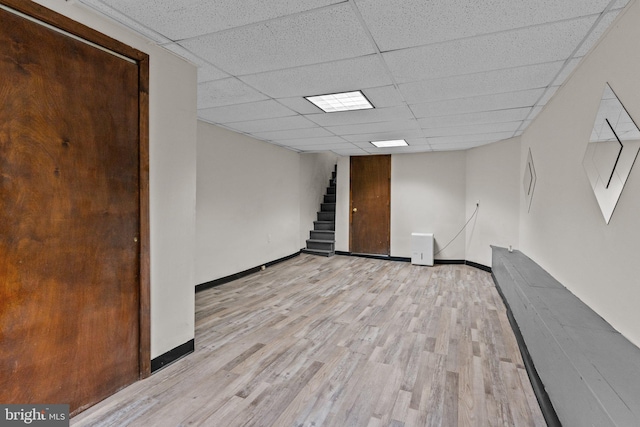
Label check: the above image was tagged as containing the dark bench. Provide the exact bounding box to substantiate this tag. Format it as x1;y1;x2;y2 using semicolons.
491;246;640;427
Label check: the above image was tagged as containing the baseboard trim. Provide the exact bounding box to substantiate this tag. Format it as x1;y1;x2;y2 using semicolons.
333;252;491;272
491;272;561;427
465;260;492;272
334;251;410;262
151;339;194;373
196;251;301;293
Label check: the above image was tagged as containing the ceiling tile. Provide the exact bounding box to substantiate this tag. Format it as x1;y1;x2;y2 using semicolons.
342;129;425;142
398;61;564;104
332;148;371;156
418;107;531;128
181;4;375;75
383;16;596;84
240;55;393;98
198;100;296;123
283;136;348;146
430;142;487;151
293;142;357;151
79;0;172;43
362;86;407;108
575;9;625;57
96;0;345;40
423;122;521;137
428;132;516;145
222;116;317;133
305;106;414;127
326;119;421;135
276;97;324;114
198;78;268;109
251;127;334;141
409;88;544;118
355;0;612;51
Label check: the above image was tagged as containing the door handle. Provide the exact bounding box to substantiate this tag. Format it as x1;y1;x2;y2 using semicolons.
352;207;358;213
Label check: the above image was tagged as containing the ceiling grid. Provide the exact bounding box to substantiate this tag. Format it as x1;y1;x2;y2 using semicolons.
78;0;631;155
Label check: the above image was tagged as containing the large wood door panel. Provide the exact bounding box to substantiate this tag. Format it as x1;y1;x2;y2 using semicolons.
0;2;148;414
350;155;391;255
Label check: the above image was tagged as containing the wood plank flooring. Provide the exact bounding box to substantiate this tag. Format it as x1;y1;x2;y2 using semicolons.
71;254;546;427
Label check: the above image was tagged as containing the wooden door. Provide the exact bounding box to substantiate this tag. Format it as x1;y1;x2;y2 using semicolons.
350;155;391;255
0;1;149;415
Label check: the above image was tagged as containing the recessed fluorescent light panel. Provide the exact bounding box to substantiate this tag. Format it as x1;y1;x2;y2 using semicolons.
370;139;408;148
305;90;374;113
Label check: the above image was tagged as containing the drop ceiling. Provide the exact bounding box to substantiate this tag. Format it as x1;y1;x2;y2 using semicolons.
78;0;630;155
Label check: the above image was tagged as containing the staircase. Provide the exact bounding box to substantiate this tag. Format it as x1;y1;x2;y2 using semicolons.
303;165;336;257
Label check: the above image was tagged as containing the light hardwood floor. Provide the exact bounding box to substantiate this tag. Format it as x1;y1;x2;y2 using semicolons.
71;254;546;427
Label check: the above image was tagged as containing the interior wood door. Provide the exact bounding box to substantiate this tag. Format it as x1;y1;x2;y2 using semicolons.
350;155;391;255
0;2;149;415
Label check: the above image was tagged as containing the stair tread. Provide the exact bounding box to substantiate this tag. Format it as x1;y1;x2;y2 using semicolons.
302;248;335;257
306;238;336;243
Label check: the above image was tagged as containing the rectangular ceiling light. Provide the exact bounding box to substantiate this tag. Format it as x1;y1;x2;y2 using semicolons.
305;90;374;113
371;139;408;148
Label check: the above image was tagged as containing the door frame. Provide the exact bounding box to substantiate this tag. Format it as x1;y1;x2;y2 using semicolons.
1;0;151;378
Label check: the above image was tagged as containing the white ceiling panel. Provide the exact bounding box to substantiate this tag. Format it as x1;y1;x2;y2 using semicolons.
398;61;564;104
331;148;371;156
342;129;425;143
326;119;421;136
428;132;517;146
198;78;269;109
240;55;393;98
418;107;531;129
355;0;614;51
96;0;344;40
409;89;544;119
383;16;596;84
294;142;358;151
575;9;625;57
305;106;414;127
198;100;296;123
221;116;317;133
430;142;489;151
251;127;334;141
275;97;324;115
362;86;407;108
424;122;521;137
79;0;172;43
283;136;348;146
180;4;375;76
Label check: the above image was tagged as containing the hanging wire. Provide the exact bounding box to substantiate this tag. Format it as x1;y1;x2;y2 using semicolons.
434;203;479;256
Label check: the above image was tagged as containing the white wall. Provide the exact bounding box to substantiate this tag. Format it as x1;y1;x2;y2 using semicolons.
518;0;640;347
391;152;467;259
335;156;351;252
32;0;198;358
299;153;339;248
196;122;301;283
465;138;521;266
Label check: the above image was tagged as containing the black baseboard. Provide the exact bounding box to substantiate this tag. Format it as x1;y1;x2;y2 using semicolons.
151;339;195;373
465;260;492;272
434;258;465;265
196;251;301;293
334;251;410;262
335;252;491;272
491;272;561;427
